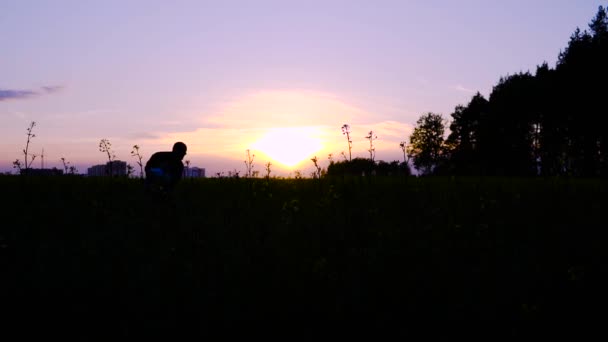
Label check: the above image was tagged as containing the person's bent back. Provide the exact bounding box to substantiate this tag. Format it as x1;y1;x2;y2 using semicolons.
145;142;187;192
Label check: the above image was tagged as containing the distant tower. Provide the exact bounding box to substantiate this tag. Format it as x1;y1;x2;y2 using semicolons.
41;148;45;169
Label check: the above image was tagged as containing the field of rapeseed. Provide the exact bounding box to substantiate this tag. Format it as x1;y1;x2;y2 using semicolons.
2;175;606;338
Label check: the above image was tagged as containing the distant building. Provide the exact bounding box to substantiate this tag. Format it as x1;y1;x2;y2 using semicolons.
184;167;205;178
87;160;127;177
20;168;64;176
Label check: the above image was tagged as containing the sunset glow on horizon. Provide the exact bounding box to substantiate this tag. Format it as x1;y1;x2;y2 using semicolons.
251;127;324;167
159;89;415;174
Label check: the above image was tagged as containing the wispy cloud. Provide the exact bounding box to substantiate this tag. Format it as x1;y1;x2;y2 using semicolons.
129;132;162;140
416;77;430;86
41;85;64;94
0;85;64;101
452;84;477;94
0;89;38;101
204;90;371;129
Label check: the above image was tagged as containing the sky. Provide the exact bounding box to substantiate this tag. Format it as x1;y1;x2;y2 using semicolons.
1;0;605;176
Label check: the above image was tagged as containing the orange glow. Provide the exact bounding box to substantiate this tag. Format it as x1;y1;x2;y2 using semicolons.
160;90;414;176
252;127;323;167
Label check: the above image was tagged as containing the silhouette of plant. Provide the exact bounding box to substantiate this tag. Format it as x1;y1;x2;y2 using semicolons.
265;161;272;179
399;141;409;164
340;151;348;161
328;153;334;164
311;156;322;179
184;159;191;178
365;130;378;162
61;157;67;173
12;159;22;173
229;169;240;178
244;149;255;177
24;121;36;170
40;148;45;169
131;145;145;178
99;138;116;176
14;121;37;174
60;157;77;174
127;164;134;177
341;124;352;161
29;153;38;169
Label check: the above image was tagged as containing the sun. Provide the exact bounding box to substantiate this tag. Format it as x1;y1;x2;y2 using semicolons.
252;127;324;167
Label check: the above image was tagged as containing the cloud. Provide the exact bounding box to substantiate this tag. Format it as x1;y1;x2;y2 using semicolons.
41;85;64;94
129;132;162;140
416;77;430;86
159;90;374;156
0;85;63;101
452;84;477;94
204;90;371;129
0;89;38;101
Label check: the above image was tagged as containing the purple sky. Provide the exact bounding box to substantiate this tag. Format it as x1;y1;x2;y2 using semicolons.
1;0;604;176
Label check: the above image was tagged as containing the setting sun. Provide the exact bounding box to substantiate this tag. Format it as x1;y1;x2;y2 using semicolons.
252;127;324;167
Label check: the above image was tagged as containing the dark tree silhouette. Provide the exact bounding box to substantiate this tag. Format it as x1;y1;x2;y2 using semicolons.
408;112;445;175
445;93;488;175
485;72;538;176
327;157;374;177
442;6;608;178
553;6;608;176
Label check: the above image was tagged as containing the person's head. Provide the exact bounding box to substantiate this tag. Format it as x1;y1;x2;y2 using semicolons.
172;142;187;160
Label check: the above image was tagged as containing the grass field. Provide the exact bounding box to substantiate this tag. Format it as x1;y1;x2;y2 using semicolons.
2;175;607;338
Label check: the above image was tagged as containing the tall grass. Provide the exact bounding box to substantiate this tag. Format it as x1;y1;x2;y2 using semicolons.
2;175;606;338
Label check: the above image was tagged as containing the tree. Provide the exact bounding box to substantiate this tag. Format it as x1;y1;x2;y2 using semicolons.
418;6;608;177
408;112;446;175
589;5;608;38
554;24;599;176
326;157;375;177
445;93;488;175
483;72;539;176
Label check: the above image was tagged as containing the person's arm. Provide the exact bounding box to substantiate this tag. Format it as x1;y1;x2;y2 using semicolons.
144;153;157;175
165;159;183;186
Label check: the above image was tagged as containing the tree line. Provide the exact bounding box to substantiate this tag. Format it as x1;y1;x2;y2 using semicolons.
407;6;608;177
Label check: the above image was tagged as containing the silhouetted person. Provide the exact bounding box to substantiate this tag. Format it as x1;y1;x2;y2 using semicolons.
145;142;187;193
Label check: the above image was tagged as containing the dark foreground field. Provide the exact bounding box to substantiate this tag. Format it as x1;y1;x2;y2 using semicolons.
1;175;607;338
